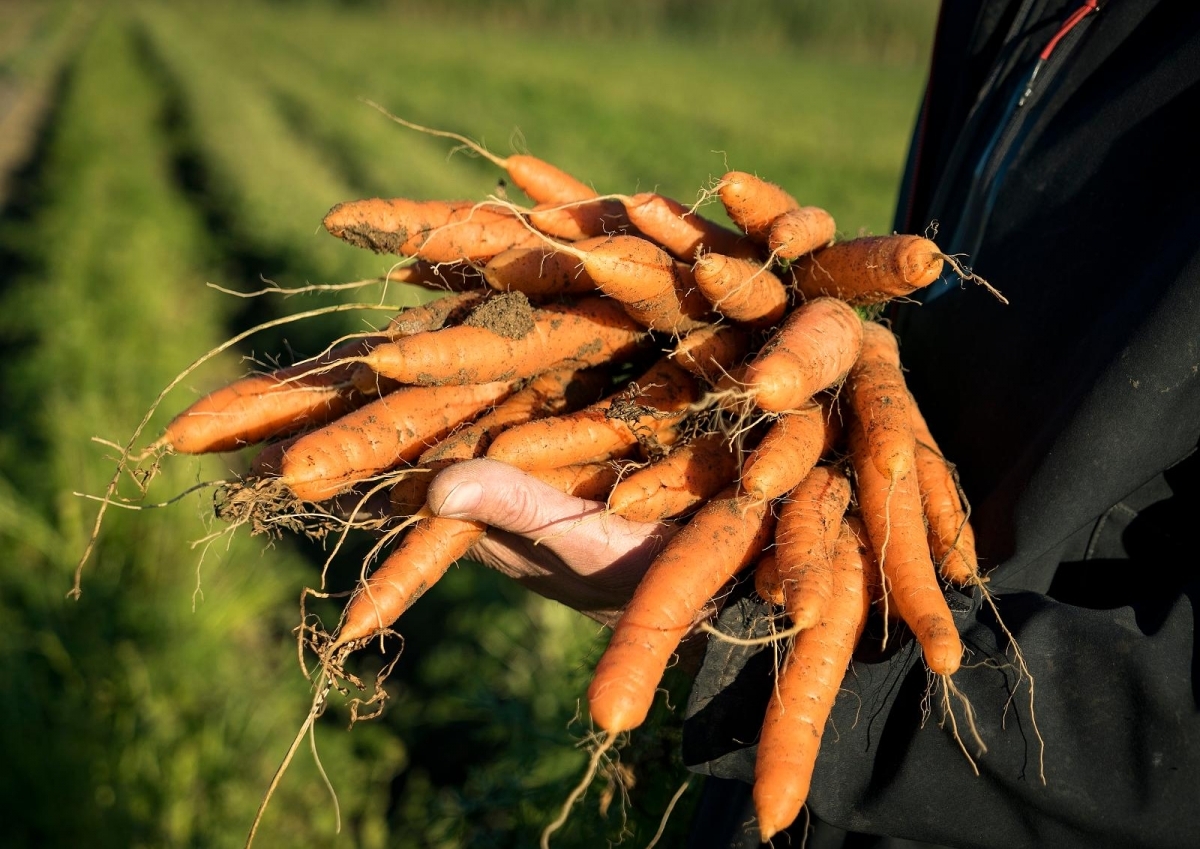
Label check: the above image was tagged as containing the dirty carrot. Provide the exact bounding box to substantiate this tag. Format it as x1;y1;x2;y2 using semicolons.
528;198;629;241
482;236;607;297
740;400;841;503
588;486;776;733
617;192;757;261
323;197;542;263
277;380;514;502
670;324;753;386
753;519;870;841
382;259;485;292
845;320;916;482
741;297;864;413
606;431;741;522
487;355;700;471
717;171;800;240
910;401;979;585
766;206;837;261
150;337;378;455
358;295;647;386
362;102;597;206
388;366;608;513
774;465;852;630
849;414;962;676
753;552;784;606
691;252;789;329
789;234;945;305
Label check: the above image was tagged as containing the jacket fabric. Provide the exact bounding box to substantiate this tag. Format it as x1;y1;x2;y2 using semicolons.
682;2;1200;846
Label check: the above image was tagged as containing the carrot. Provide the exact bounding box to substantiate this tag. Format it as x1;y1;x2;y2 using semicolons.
617;192;757;261
588;486;776;733
486;355;700;471
753;552;784;606
322;198;543;263
527;199;629;241
276;380;515;502
717;171;800;241
361;104;597;206
848;414;961;676
766;206;837;261
333;461;622;648
845;321;916;481
546;234;713;334
387;365;609;513
691;252;789;329
383;291;488;339
481;236;607;297
740;400;841;503
358;296;647;386
774;465;852;630
151;337;378;455
910;401;979;585
606;431;741;522
351;292;490;397
789;234;945;305
741;297;864;413
753;518;871;841
670;324;752;386
333;515;486;647
382;259;485;292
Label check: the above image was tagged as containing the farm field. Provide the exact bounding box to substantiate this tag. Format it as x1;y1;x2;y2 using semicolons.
0;1;935;846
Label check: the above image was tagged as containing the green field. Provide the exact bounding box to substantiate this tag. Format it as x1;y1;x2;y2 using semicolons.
0;1;934;845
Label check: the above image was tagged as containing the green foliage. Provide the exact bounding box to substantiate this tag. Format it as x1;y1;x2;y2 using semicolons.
0;1;930;845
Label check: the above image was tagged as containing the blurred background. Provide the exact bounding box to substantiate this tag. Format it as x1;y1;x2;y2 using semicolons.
0;1;936;845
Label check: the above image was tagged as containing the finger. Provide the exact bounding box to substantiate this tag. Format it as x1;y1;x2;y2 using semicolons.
428;458;674;579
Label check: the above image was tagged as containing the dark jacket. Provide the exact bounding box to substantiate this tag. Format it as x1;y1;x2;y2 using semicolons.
683;2;1200;846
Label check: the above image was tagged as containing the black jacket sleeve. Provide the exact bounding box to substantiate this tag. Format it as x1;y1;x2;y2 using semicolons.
682;2;1200;847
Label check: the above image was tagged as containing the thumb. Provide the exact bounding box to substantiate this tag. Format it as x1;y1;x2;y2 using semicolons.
427;458;673;579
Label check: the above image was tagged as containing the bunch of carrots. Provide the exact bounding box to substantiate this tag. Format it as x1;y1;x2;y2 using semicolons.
91;114;1013;845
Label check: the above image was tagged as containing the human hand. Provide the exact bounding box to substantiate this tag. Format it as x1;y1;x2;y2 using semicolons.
425;458;678;627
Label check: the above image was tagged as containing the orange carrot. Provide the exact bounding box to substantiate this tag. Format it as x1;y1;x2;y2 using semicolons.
333;515;485;647
766;206;837;261
606;431;741;522
617;192;757;261
361;105;598;207
741;297;864;413
910;402;978;585
486;355;700;471
845;321;916;481
481;236;607;297
383;291;488;338
753;552;784;606
322;198;543;263
670;324;753;386
740;400;841;503
382;259;485;292
774;465;852;630
359;296;647;386
388;366;609;513
152;337;378;455
545;234;713;334
753;519;870;841
588;487;776;733
789;234;945;305
717;171;800;240
277;380;515;502
849;414;961;676
691;252;789;329
527;199;629;241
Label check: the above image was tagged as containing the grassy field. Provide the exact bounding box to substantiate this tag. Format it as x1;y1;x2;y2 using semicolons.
0;1;934;845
